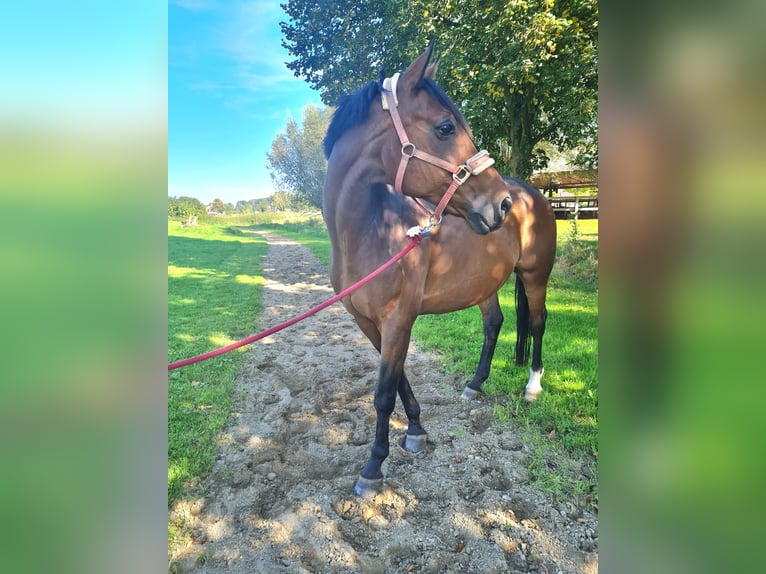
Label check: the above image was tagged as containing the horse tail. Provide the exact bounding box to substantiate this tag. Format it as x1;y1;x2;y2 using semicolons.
514;272;531;366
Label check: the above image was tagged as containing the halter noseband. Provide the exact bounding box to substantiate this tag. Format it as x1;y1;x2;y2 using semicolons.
381;73;496;228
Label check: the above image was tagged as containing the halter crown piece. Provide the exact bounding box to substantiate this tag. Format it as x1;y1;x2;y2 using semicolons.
381;74;496;235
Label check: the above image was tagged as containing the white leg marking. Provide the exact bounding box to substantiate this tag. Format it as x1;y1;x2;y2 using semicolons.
524;367;544;401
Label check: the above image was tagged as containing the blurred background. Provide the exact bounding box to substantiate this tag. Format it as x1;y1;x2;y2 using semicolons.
0;3;167;573
600;0;766;572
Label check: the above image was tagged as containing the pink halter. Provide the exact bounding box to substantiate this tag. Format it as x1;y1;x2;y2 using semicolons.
381;73;496;226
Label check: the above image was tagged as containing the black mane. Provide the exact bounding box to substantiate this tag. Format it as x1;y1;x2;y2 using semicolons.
323;74;469;159
323;80;383;159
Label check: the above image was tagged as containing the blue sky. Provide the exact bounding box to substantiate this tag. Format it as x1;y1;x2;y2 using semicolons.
1;3;164;130
169;0;322;205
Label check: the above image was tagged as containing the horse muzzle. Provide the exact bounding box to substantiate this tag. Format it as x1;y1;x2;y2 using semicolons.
462;190;512;234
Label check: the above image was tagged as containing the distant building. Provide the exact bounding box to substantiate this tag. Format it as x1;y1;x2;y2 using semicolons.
529;170;598;220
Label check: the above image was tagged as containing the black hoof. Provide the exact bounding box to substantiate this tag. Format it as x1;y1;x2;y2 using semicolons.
461;387;482;401
353;475;384;498
401;433;428;453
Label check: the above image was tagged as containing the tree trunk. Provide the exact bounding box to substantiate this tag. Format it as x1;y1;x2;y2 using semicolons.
507;96;536;181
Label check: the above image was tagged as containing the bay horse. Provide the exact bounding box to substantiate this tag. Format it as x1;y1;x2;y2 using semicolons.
322;43;556;496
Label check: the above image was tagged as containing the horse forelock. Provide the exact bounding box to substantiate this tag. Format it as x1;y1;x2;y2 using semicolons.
323;80;383;159
323;73;471;159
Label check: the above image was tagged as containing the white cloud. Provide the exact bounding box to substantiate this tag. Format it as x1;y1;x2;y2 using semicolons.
216;2;298;89
175;1;312;108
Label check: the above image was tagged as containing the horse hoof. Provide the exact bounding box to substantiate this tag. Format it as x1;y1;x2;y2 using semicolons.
524;388;541;402
461;387;481;401
353;475;384;498
402;433;427;453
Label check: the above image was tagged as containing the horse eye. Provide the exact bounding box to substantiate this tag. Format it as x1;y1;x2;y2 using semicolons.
436;120;455;138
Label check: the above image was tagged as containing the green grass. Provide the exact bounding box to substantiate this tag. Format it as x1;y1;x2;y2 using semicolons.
167;219;268;506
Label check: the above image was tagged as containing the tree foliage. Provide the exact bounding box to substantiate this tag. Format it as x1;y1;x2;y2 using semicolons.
209;197;232;214
168;196;206;219
235;200;254;214
280;0;597;179
266;104;331;209
234;198;275;213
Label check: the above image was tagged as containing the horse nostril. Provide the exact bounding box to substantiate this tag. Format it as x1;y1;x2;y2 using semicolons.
501;196;513;217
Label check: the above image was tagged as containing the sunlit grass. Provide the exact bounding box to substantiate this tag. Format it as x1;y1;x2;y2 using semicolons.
167;219;268;507
167;265;219;279
235;274;265;285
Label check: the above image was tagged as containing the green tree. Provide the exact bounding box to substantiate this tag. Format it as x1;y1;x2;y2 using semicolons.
266;104;331;209
253;198;272;212
270;190;292;211
235;200;254;214
209;198;229;214
168;196;205;219
280;0;597;179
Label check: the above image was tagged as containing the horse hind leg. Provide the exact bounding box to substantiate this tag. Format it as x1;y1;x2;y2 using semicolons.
461;294;504;400
516;273;549;401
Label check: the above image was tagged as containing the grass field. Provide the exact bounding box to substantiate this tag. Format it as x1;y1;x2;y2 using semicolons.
168;213;598;513
167;219;268;507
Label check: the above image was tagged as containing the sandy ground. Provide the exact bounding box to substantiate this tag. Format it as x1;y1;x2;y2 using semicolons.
169;232;598;573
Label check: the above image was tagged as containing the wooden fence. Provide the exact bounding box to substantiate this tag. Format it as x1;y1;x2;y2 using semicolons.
548;195;598;220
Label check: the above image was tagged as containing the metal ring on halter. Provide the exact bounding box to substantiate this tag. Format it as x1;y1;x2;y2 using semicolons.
401;142;416;158
428;213;443;227
453;165;471;184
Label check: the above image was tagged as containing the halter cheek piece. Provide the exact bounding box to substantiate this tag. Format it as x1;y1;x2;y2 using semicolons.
381;73;496;232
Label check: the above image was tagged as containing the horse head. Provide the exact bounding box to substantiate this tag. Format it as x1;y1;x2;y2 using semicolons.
380;43;512;234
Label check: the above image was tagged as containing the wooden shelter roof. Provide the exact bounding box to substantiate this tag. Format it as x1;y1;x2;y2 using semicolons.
529;169;598;190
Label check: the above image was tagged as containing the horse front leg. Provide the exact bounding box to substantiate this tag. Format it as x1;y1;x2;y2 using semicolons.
354;321;414;497
461;294;504;400
398;371;427;453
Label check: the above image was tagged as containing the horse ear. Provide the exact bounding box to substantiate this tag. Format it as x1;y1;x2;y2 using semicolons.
425;57;440;79
402;38;436;87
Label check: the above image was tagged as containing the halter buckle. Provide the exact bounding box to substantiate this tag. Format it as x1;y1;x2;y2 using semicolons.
453;165;472;184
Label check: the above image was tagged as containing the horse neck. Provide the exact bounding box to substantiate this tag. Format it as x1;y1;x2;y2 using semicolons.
326;116;397;208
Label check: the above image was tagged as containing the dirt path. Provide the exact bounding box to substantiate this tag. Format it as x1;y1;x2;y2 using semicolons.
170;232;598;573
